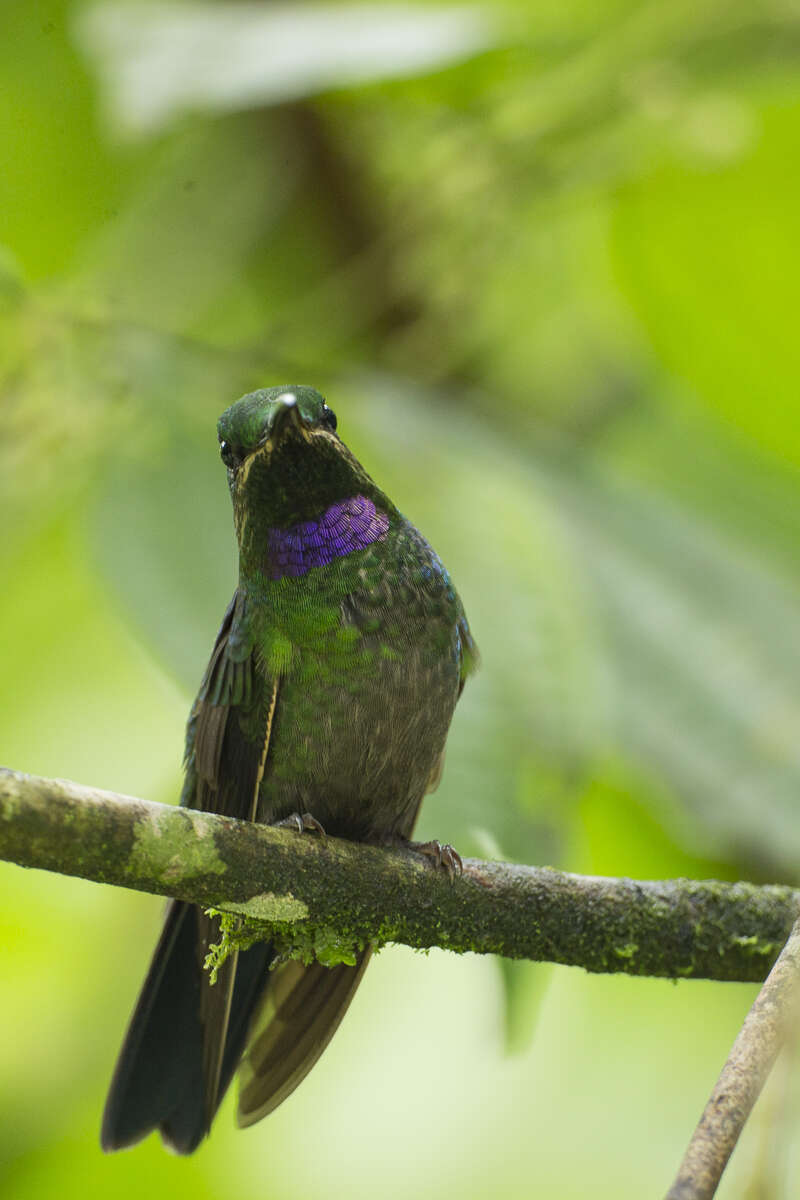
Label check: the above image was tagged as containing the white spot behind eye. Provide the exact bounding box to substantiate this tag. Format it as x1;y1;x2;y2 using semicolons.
276;392;297;406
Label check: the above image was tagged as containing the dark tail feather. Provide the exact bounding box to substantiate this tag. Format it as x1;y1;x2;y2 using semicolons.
101;901;272;1155
101;901;204;1153
216;934;275;1109
237;948;372;1126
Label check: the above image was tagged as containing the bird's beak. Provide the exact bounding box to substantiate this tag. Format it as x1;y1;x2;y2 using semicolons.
266;393;309;446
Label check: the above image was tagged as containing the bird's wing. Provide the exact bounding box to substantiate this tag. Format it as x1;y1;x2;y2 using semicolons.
457;612;479;694
101;590;279;1154
186;589;280;1129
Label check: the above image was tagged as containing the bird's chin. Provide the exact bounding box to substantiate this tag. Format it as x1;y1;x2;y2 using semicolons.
268;423;343;465
266;425;316;463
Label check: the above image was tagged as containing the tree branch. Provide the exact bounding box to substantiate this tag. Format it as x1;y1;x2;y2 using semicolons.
665;917;800;1199
1;767;797;979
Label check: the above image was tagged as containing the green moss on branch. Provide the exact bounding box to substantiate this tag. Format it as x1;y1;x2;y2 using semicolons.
1;767;798;982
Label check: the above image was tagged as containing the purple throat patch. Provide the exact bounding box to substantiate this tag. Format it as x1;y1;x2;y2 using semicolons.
267;494;390;580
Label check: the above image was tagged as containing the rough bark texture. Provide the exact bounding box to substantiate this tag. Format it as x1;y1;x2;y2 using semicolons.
1;767;798;979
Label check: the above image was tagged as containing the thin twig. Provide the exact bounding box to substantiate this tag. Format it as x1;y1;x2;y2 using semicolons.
665;918;800;1199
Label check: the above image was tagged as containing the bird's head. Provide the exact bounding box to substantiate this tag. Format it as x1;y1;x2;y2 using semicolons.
216;386;393;568
217;386;338;471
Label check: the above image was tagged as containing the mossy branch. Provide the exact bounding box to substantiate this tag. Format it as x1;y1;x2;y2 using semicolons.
1;766;798;981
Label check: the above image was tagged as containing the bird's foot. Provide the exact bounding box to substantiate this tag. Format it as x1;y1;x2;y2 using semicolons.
274;811;326;836
390;836;462;879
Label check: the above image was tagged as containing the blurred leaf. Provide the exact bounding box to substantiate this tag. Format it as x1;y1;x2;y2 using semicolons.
0;0;140;279
78;2;496;136
91;414;238;692
496;957;551;1056
576;755;740;880
613;92;800;468
4;1129;220;1200
70;118;296;333
469;826;551;1052
0;519;185;796
0;290;258;558
539;450;800;875
594;386;800;588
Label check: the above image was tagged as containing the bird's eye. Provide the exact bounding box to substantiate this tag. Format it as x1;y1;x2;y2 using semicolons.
320;404;337;432
219;439;241;469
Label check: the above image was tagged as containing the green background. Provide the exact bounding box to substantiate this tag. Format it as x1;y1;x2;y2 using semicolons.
4;0;800;1194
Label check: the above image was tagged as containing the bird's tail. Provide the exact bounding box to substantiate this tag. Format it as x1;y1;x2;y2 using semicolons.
101;901;271;1154
101;901;369;1153
237;948;372;1127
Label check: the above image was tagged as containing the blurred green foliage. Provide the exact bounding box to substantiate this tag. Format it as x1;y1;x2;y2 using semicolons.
4;0;800;1194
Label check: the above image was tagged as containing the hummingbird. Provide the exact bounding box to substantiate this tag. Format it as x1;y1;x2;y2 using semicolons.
101;386;477;1153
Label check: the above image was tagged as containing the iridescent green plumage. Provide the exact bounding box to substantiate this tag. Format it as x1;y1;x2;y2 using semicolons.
102;386;476;1153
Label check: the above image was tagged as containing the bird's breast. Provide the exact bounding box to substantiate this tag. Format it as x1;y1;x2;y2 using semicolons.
256;587;462;839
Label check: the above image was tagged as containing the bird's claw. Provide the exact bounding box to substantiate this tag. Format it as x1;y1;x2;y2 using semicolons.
412;839;463;879
275;811;326;836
